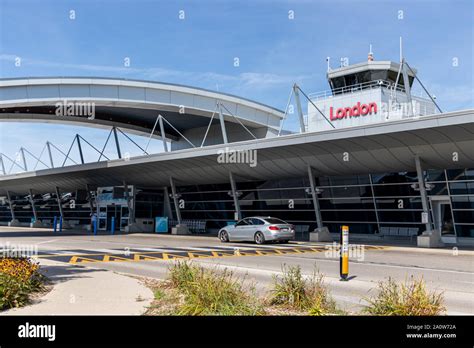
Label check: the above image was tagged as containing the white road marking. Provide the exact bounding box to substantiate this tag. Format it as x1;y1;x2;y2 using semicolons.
266;254;474;275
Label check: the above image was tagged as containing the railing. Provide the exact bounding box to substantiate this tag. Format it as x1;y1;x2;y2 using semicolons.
308;80;430;101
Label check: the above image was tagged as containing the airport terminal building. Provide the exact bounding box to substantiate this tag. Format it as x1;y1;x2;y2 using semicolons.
0;57;473;247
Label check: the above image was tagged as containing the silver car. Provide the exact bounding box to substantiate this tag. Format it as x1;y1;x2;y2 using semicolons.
218;216;295;244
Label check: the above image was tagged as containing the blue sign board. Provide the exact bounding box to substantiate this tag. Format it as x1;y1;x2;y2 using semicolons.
155;217;169;233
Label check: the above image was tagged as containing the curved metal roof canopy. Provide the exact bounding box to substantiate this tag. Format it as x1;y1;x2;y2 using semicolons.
0;77;285;138
0;109;472;194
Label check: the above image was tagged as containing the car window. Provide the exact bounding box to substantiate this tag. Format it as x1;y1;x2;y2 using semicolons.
235;219;250;227
264;218;287;224
250;218;265;225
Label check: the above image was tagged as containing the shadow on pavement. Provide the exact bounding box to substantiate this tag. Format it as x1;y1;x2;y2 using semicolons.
39;263;108;284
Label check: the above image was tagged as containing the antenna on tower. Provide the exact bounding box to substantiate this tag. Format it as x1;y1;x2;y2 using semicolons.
399;36;403;63
368;44;374;61
326;57;331;72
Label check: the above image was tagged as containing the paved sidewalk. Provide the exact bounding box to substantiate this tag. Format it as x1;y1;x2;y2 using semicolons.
3;260;153;315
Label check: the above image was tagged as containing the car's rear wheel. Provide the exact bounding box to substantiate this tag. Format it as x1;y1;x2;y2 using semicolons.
219;230;229;243
254;232;265;245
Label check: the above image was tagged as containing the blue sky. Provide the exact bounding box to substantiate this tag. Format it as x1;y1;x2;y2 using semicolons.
0;0;473;171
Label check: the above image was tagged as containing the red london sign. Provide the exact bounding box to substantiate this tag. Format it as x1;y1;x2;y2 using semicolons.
329;102;378;121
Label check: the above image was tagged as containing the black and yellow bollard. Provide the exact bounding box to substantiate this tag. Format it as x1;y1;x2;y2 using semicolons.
340;225;349;281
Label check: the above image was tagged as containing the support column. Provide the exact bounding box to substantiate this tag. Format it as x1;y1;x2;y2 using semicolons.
163;187;173;218
293;84;306;133
308;166;323;229
123;181;135;223
85;184;94;216
307;165;331;242
28;189;42;227
169;177;189;234
229;172;241;220
158;115;169;152
415;156;442;247
123;182;138;233
55;186;69;229
6;190;20;226
415;156;432;233
217;102;228;144
112;127;122;159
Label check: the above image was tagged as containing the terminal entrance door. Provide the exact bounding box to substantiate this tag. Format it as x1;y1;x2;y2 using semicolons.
431;196;456;244
106;204;120;233
97;204;124;232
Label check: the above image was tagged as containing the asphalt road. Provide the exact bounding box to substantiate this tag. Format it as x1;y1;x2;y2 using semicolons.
1;227;473;315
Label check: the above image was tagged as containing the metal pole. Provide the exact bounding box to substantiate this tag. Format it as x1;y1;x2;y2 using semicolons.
278;88;294;136
217;102;228;144
415;156;432;233
28;189;38;221
169;177;182;224
293;84;306;133
307;165;323;229
163;186;173;218
76;134;85;164
401;59;414;116
158;115;169;152
6;190;15;220
144;115;160;154
20;147;27;171
111;216;115;235
55;186;64;222
46;141;54;168
229;172;241;220
0;155;5;175
405;61;443;113
85;184;94;215
112;127;122;159
123;181;135;224
297;86;335;129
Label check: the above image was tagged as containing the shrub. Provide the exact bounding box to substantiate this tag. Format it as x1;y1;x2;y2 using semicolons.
168;261;263;316
168;261;199;291
270;264;337;315
270;265;308;309
306;271;337;316
363;276;446;316
0;257;45;310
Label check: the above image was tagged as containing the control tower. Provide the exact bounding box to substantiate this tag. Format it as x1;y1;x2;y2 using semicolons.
307;54;440;132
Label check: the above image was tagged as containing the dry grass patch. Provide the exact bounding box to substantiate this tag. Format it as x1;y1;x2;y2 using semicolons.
269;264;340;316
146;262;264;316
363;276;446;316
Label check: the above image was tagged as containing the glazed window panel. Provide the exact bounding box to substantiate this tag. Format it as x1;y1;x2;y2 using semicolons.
449;182;474;195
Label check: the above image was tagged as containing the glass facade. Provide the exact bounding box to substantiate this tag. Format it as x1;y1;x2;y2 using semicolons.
174;168;474;238
1;168;473;238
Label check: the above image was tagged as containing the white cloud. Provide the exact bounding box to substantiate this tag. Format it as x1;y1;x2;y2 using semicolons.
0;54;311;91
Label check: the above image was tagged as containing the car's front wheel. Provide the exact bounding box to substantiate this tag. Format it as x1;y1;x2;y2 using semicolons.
254;232;265;245
219;230;230;243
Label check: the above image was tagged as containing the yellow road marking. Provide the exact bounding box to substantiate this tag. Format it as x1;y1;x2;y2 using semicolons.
70;256;102;264
162;253;187;260
187;252;213;259
41;244;387;265
103;255;133;263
